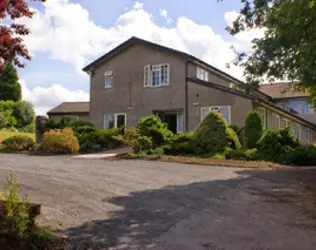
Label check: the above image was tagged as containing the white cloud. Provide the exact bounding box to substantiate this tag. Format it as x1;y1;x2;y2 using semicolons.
17;1;265;80
21;79;89;115
159;8;173;24
224;11;265;51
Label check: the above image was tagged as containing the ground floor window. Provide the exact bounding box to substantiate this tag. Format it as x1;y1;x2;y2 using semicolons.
257;107;266;129
104;113;126;129
291;123;300;140
200;106;231;125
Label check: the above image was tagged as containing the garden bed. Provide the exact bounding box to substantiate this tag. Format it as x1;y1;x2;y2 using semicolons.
116;153;285;169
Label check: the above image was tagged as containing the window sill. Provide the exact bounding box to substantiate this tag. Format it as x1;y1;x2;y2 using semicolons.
144;85;169;89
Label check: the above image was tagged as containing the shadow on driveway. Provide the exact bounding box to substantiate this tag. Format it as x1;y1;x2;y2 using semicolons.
60;168;316;250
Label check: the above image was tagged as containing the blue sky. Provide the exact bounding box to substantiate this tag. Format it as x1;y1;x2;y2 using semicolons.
18;0;256;114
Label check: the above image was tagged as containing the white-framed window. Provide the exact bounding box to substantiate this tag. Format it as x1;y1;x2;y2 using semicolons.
272;113;281;129
144;64;170;88
258;107;266;129
104;113;126;129
281;119;291;128
197;67;209;82
177;114;184;134
308;129;313;144
291;123;300;140
200;106;231;125
104;71;113;88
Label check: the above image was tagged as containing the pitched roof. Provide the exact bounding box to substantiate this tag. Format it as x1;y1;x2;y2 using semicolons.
82;37;245;85
47;102;89;115
260;82;309;99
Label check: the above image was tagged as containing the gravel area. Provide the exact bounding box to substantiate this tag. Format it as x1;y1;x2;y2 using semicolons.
0;153;316;250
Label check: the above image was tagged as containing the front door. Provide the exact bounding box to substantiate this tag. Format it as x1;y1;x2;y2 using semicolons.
153;111;183;134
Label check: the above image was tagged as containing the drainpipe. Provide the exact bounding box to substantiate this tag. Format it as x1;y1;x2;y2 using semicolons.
185;60;189;132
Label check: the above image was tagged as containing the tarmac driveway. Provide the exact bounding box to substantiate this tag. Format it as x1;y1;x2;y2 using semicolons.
0;154;316;249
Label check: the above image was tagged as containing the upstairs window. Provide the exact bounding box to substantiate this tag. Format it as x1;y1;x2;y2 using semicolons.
197;67;208;81
144;64;170;88
288;100;313;114
104;71;113;88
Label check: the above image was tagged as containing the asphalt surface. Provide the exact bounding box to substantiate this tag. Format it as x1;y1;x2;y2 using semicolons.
0;154;316;250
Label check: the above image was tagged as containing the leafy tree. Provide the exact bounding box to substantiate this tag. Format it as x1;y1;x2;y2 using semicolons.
13;101;35;128
0;62;21;101
225;0;316;102
0;0;45;70
244;110;263;149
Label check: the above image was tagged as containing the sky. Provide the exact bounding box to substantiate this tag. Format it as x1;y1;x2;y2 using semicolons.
16;0;263;115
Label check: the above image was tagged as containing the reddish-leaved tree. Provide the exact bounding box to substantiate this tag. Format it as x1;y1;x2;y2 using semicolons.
0;0;44;70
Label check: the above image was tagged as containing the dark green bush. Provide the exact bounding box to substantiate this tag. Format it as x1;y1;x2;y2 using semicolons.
13;101;35;129
1;135;35;151
225;148;247;160
164;133;195;155
192;111;240;155
74;125;97;135
244;148;259;161
137;115;173;147
244;110;264;149
285;145;316;166
68;120;95;128
132;136;153;154
257;127;299;163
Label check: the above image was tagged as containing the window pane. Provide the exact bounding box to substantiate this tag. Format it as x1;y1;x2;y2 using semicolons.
104;114;114;129
116;114;126;128
105;75;113;88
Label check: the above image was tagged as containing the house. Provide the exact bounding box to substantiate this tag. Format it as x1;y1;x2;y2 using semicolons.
75;36;315;143
47;102;90;122
260;82;316;124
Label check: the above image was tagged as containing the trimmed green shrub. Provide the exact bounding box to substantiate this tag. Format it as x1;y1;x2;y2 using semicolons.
132;136;153;154
285;145;316;166
1;135;35;151
114;127;140;147
164;133;194;155
192;111;240;155
212;154;226;160
13;101;35;129
41;128;80;154
227;127;241;150
257;127;299;163
68;120;95;128
74;125;97;135
229;125;245;145
244;110;264;149
244;148;259;161
137;115;173;147
225;148;246;160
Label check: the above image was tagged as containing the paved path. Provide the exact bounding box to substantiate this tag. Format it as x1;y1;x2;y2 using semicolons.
0;154;316;249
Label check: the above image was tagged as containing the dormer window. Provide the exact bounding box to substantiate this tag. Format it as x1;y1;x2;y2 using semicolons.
197;67;208;81
104;70;113;88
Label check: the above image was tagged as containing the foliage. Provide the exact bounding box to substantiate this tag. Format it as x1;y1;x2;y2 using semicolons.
225;147;259;161
0;100;17;128
225;0;316;101
192;111;240;155
0;172;30;238
226;127;241;150
257;127;299;163
1;135;34;151
212;153;226;160
41;128;80;154
0;62;21;101
19;123;35;133
229;125;245;145
67;120;95;129
244;148;259;161
164;133;195;155
0;130;35;143
244;110;263;149
285;145;316;166
114;127;140;147
137;115;173;147
132;136;153;154
13;101;35;128
0;0;44;70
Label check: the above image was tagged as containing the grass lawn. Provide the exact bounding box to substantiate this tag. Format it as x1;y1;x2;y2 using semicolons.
0;130;35;143
116;153;284;169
